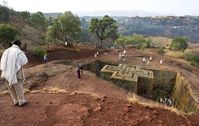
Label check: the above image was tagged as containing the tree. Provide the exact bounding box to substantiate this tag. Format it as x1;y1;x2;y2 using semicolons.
170;37;188;51
20;11;30;19
46;11;81;45
30;12;47;31
19;11;31;22
0;5;10;22
89;15;118;48
0;24;18;47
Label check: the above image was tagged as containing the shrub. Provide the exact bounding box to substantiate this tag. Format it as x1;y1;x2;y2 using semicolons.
0;24;18;45
183;50;199;66
115;34;151;50
32;47;46;57
183;51;193;61
170;37;188;51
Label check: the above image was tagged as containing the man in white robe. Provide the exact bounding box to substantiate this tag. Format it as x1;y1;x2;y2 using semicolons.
0;40;28;106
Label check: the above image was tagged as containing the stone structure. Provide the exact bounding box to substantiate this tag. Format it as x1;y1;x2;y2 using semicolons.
100;64;153;82
84;61;199;113
100;64;154;92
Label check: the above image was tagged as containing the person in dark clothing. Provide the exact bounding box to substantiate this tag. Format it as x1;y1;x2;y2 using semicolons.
76;66;81;79
76;64;84;79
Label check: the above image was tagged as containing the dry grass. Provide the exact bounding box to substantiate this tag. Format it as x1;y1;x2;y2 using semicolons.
30;86;67;94
24;88;30;94
42;86;67;93
149;36;172;48
0;90;9;96
69;91;100;98
165;50;184;59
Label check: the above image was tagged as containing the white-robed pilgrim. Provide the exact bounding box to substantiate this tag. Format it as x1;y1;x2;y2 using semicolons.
0;45;28;85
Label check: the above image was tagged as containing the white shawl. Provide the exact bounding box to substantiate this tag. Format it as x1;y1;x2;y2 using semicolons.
0;45;28;85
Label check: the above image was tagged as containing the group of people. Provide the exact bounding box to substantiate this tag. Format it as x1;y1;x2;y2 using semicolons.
158;97;176;107
142;56;153;66
142;56;163;66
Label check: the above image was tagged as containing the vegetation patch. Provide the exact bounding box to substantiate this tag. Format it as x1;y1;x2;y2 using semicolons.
115;34;151;49
166;51;184;59
183;50;199;66
31;47;46;57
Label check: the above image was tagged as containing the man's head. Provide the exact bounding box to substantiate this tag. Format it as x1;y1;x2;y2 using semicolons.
12;40;21;48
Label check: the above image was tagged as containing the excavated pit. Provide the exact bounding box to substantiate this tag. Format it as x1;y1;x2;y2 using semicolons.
83;60;198;113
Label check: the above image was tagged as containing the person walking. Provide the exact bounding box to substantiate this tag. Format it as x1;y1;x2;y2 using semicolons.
43;53;48;64
0;40;28;106
76;65;81;79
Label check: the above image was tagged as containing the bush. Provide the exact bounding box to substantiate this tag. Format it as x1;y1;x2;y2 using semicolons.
32;47;46;57
183;51;199;66
183;52;193;61
0;24;18;45
141;40;150;50
170;37;188;51
115;34;151;50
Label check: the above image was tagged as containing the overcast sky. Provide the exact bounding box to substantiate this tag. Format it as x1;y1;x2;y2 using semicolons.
1;0;199;16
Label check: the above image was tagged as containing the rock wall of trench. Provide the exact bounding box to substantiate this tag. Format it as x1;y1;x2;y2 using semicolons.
172;73;199;113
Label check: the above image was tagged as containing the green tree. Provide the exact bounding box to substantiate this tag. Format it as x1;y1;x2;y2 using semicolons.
46;25;58;43
89;15;118;48
30;12;47;31
0;24;18;46
20;11;30;19
19;11;31;23
0;5;10;22
46;11;81;45
170;37;188;51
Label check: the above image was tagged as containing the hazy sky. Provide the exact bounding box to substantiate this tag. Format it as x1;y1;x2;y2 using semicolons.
1;0;199;16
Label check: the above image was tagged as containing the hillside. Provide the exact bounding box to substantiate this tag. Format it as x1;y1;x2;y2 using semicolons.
0;5;45;48
80;16;199;42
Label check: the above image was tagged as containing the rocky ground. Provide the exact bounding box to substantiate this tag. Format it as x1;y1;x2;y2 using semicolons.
0;45;199;126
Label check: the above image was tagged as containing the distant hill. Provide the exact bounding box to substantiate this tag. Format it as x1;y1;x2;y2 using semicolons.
43;10;174;18
80;16;199;42
74;10;175;17
43;12;63;18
